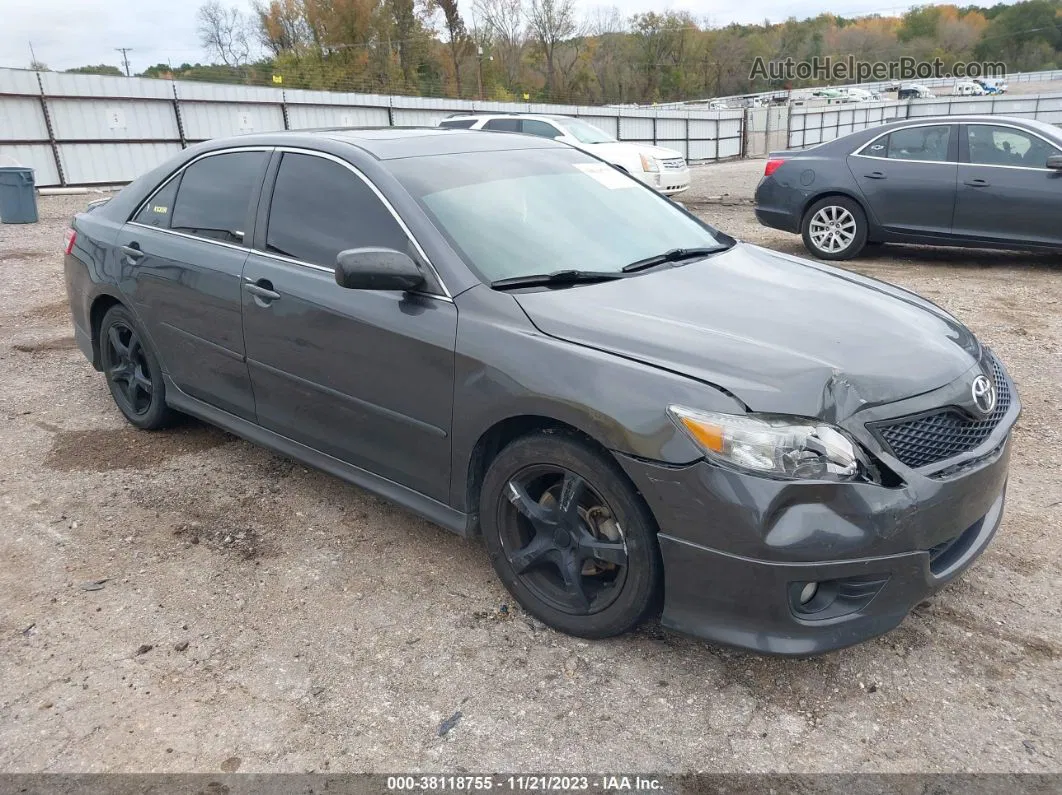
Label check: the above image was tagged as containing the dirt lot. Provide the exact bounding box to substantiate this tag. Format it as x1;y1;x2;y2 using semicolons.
1;182;1060;774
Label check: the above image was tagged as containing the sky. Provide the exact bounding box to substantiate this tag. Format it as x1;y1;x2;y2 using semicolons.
0;0;1004;74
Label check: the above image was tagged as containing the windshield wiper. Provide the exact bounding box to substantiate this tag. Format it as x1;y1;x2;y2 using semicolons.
621;246;729;273
490;269;626;290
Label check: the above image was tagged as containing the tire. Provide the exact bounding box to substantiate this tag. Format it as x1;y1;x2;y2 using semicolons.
801;196;868;260
99;305;177;430
480;432;663;638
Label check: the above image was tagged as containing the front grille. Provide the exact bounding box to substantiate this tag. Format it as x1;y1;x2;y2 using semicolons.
870;356;1011;469
661;158;687;170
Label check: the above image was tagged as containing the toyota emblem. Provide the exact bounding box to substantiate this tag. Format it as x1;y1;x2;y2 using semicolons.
971;374;997;415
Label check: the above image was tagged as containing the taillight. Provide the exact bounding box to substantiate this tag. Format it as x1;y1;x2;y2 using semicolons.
64;228;77;255
764;158;786;177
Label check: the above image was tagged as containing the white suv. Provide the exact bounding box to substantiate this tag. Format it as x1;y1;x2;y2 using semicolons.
440;113;691;196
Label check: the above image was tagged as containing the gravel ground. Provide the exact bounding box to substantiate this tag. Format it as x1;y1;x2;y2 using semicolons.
1;184;1060;774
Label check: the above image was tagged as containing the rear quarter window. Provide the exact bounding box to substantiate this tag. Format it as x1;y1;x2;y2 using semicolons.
439;119;477;129
133;176;180;228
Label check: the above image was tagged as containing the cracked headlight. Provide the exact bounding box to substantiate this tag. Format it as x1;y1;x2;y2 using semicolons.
667;405;871;482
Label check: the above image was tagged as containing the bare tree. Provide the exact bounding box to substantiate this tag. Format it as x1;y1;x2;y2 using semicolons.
437;0;471;95
474;0;525;90
197;0;253;67
586;5;625;101
526;0;579;96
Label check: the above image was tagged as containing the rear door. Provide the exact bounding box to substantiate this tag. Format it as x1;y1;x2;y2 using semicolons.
952;123;1062;246
118;148;269;419
241;150;458;501
849;123;958;237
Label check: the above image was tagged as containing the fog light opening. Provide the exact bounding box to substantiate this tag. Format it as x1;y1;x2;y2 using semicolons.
798;582;819;605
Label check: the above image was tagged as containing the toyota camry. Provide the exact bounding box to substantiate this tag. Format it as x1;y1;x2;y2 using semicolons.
64;128;1019;655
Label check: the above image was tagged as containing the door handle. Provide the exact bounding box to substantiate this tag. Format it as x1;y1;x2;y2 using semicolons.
244;280;281;303
119;244;144;261
964;178;990;187
864;171;887;180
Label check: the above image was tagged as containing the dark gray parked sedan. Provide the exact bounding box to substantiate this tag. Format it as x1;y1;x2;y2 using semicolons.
756;115;1062;259
65;128;1019;655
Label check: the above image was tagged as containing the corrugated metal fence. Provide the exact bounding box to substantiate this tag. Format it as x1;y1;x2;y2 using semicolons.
0;67;744;188
788;92;1062;149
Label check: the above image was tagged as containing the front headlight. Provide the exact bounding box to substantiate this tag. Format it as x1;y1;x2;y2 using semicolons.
667;405;871;482
639;153;660;173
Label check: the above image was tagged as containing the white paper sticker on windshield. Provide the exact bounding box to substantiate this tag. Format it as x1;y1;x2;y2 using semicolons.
575;162;636;189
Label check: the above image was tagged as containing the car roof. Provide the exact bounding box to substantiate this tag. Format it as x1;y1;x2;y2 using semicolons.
190;126;566;161
445;112;574;122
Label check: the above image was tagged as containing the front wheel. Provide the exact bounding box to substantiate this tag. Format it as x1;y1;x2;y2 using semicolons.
801;196;868;260
480;433;663;638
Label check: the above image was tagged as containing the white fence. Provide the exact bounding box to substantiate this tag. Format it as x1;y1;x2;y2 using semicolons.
787;92;1062;150
0;67;744;187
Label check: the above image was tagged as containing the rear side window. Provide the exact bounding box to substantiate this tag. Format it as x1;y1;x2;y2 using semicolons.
885;125;951;162
133;176;180;228
439;119;477;129
169;151;266;245
483;118;521;132
520;119;562;138
265;152;409;268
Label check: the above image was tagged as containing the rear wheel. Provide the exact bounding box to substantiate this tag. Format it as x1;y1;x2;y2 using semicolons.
801;196;868;260
480;432;663;638
99;305;176;430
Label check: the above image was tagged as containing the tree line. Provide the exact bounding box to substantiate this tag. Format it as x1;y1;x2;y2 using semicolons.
52;0;1062;103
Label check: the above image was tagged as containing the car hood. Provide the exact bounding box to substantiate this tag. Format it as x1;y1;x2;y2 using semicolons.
512;243;981;421
578;141;682;161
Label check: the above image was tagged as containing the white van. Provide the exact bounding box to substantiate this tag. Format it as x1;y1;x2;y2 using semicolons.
953;81;985;96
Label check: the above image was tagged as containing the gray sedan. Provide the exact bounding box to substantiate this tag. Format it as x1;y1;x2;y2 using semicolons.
755;115;1062;259
64;128;1018;655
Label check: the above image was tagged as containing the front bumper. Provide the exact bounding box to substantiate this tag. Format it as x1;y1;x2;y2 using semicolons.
648;168;691;196
617;432;1013;656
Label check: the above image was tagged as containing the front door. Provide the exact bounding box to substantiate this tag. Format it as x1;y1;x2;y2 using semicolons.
951;123;1062;246
849;123;958;237
119;149;268;420
241;151;457;502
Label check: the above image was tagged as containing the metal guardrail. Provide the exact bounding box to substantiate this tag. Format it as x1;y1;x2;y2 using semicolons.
0;67;744;187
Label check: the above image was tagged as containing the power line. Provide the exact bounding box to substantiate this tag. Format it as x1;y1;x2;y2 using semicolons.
115;47;134;77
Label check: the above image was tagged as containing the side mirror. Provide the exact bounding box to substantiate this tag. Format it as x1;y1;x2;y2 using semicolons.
1047;155;1062;171
334;248;425;291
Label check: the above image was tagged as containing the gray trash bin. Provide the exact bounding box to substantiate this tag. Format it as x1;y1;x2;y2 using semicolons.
0;167;39;224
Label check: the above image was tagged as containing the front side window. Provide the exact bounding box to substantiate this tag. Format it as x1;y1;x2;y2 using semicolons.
884;125;951;162
967;124;1061;168
133;175;180;228
389;149;727;284
520;119;562;138
483;118;521;133
265;153;409;268
169;151;266;244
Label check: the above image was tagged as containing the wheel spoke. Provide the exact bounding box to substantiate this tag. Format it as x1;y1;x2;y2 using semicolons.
133;367;153;395
506;481;554;527
556;472;584;523
508;532;556;575
580;537;627;566
558;552;591;613
107;325;129;359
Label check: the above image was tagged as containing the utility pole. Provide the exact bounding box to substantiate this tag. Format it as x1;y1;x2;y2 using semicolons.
476;46;485;101
115;48;133;77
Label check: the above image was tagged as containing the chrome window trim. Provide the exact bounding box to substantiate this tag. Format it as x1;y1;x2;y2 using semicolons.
271;146;452;300
850;122;955;165
851;119;1062;171
959;121;1062;172
129;145;273;227
126;144;454;302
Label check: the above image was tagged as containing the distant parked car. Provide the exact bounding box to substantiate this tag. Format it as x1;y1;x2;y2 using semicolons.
755;115;1062;259
898;84;935;99
953;81;985;96
842;87;881;102
440;113;691;196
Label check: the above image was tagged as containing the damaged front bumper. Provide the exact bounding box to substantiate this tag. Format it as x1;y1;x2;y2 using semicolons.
616;432;1013;656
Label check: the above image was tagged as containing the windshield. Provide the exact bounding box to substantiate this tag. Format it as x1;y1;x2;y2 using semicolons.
388;149;728;284
558;118;616;144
